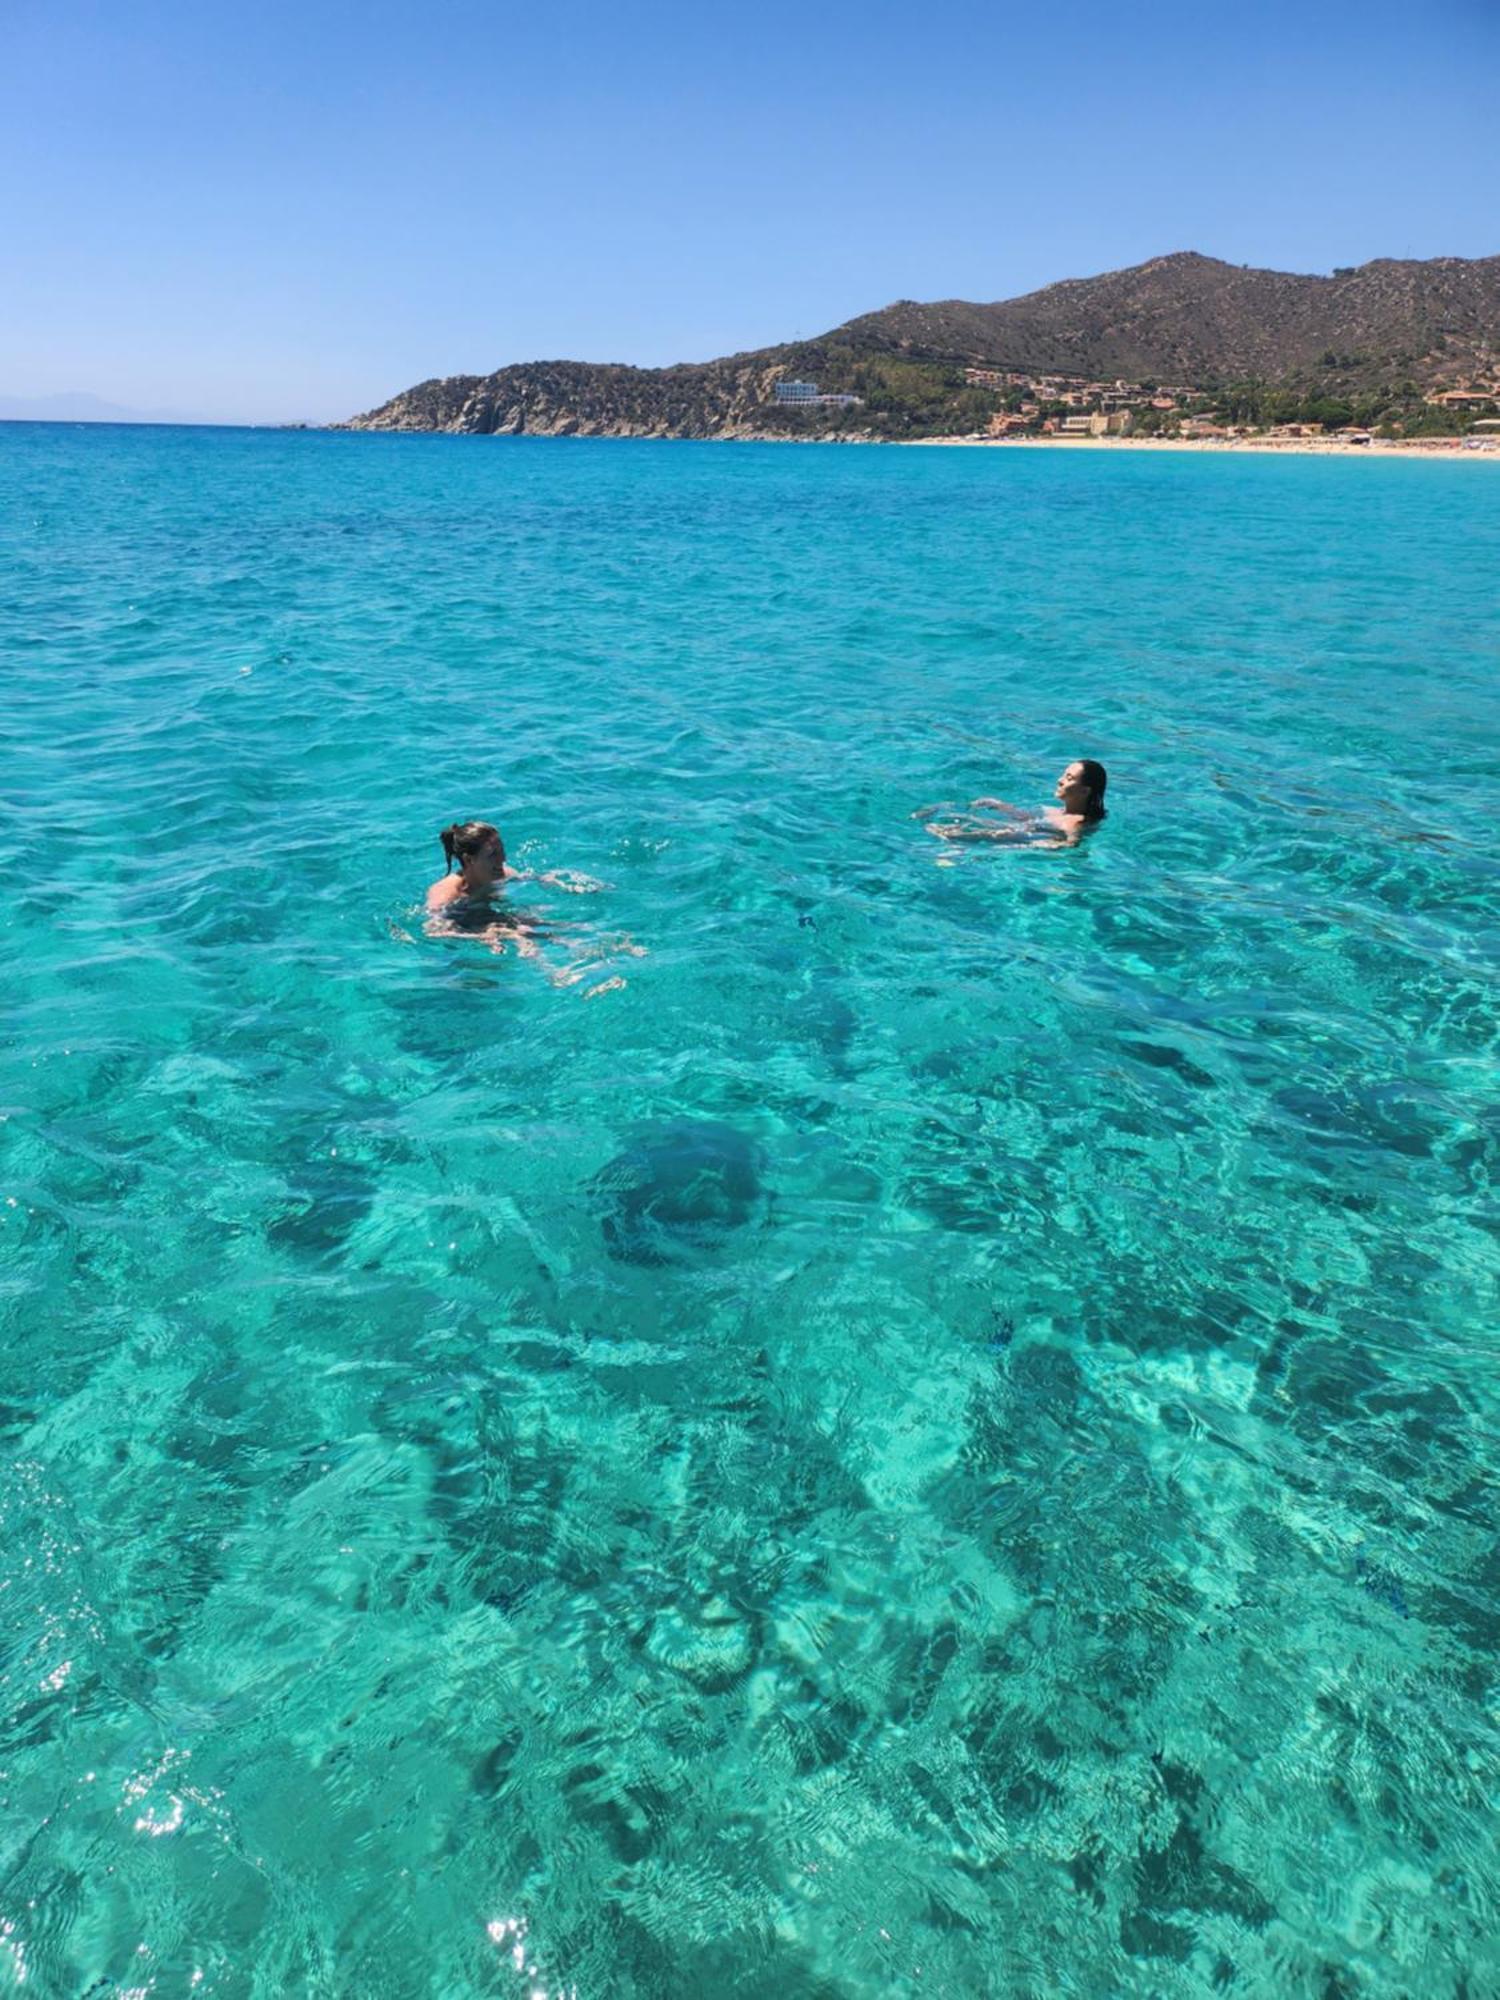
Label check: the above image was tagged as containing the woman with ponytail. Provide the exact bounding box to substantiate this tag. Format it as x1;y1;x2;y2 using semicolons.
424;815;629;986
426;820;512;914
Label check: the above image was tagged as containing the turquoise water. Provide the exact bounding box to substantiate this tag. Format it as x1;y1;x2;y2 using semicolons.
2;424;1498;1998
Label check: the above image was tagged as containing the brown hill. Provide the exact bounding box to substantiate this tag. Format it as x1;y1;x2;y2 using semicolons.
344;251;1500;439
842;251;1500;384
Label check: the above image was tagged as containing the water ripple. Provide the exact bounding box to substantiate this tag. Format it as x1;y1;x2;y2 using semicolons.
2;426;1498;1996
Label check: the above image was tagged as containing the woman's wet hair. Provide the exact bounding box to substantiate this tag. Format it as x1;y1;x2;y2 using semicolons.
439;820;503;872
1076;760;1108;822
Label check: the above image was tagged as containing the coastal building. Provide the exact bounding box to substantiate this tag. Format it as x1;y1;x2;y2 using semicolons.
771;379;864;409
1428;389;1497;411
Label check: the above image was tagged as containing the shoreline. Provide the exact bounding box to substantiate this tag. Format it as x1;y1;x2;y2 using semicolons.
900;433;1499;462
332;425;1500;460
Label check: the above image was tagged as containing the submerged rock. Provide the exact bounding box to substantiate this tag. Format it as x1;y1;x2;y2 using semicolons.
644;1595;754;1689
265;1154;376;1257
595;1119;767;1266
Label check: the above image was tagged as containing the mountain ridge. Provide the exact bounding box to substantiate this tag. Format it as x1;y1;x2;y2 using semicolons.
344;252;1500;440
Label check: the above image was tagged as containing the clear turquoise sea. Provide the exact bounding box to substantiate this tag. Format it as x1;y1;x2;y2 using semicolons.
2;424;1499;1998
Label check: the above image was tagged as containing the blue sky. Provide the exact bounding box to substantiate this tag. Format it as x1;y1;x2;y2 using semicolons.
3;0;1497;423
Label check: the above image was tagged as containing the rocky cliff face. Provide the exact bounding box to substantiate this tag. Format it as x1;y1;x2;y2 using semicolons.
344;355;813;439
343;251;1500;439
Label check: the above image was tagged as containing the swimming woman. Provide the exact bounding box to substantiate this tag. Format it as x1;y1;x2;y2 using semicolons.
425;817;637;990
426;819;515;914
424;818;547;962
919;759;1108;847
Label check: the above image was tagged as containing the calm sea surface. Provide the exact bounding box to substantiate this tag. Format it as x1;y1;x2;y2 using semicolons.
2;425;1498;1998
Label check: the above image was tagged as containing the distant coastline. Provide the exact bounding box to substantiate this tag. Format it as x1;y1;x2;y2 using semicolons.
7;422;1492;461
332;425;1498;460
0;392;214;426
903;433;1499;462
344;249;1500;449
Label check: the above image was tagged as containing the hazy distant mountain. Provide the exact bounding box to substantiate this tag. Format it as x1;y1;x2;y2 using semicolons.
345;251;1500;441
0;391;210;424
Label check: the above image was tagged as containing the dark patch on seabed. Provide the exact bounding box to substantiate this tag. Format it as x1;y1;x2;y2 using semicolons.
594;1119;768;1265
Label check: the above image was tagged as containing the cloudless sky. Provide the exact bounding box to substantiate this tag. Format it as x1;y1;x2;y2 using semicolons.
3;0;1497;422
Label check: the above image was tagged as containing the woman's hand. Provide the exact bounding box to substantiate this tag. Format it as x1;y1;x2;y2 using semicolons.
535;868;607;894
970;797;1025;817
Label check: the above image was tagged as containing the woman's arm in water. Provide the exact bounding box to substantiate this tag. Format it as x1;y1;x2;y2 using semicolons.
924;818;1031;843
914;799;1032;831
529;868;606;894
497;864;607;895
926;808;1091;846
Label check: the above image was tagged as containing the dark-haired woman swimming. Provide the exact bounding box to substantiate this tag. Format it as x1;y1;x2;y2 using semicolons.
919;759;1108;848
426;819;515;915
425;818;636;990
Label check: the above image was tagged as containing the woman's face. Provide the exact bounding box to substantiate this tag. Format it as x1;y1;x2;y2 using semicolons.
465;836;505;886
1055;762;1091;812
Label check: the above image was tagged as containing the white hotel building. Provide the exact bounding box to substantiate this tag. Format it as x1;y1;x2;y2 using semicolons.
772;379;863;408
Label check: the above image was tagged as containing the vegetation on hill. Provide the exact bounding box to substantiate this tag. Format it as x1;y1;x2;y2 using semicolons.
344;252;1500;441
841;252;1500;388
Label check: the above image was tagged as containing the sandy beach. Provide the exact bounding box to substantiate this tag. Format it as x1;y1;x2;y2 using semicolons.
907;433;1500;462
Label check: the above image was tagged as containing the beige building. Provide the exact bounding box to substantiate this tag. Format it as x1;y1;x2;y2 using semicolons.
1428;389;1498;411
